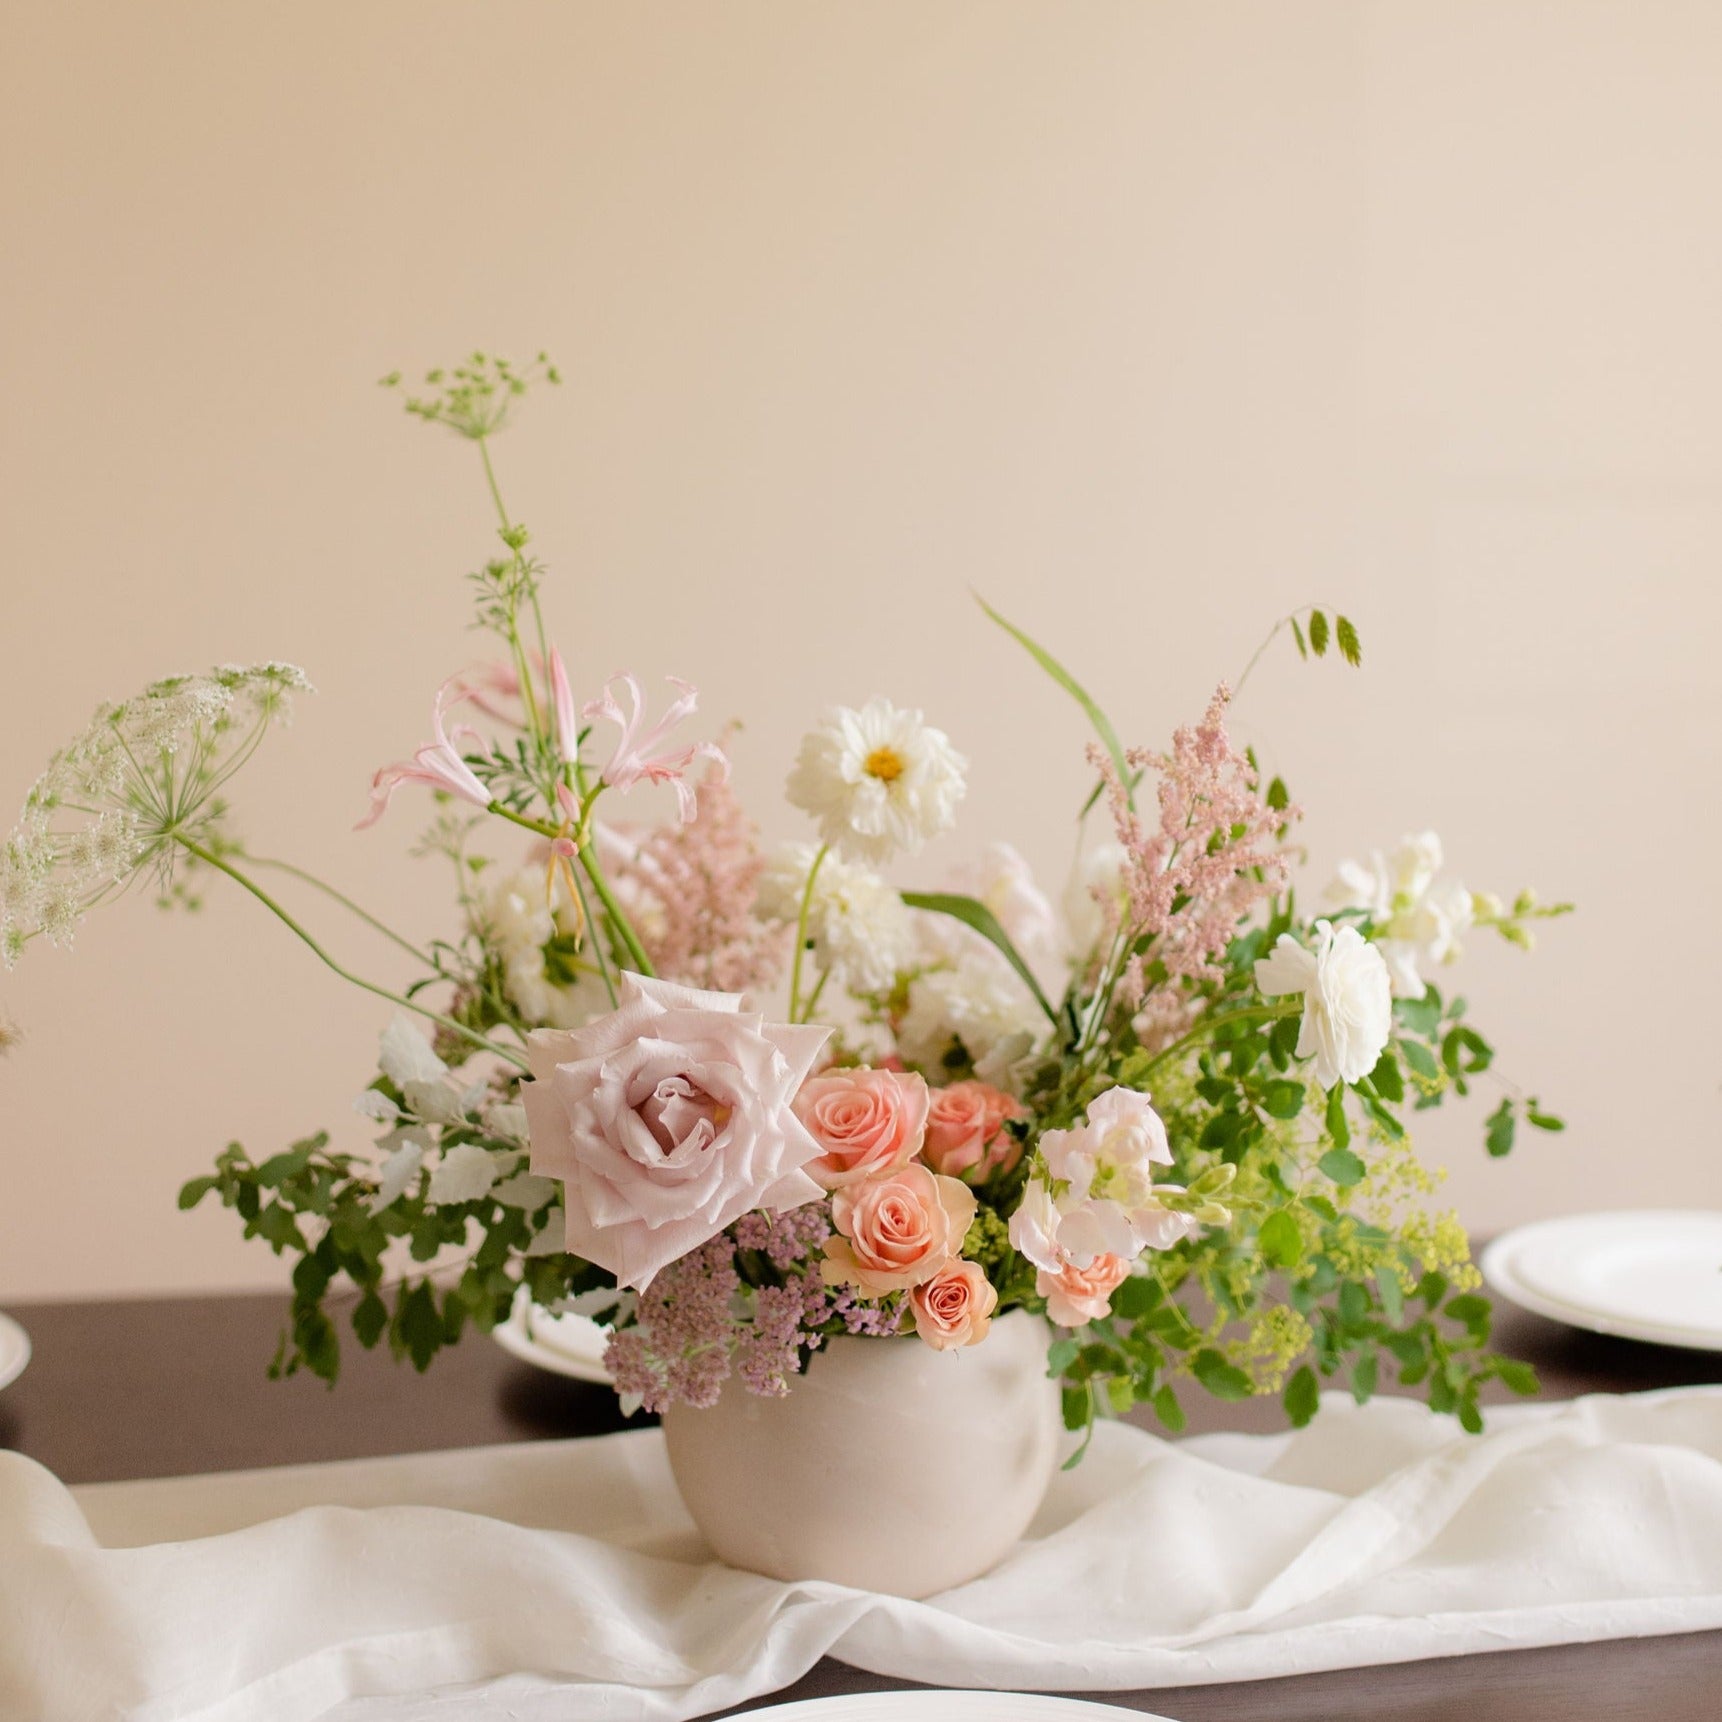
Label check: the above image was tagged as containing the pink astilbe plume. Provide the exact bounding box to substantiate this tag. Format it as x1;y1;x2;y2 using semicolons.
1094;684;1298;1002
613;759;789;992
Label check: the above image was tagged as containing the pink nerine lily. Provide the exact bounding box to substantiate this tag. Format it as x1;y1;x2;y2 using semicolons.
582;673;727;823
549;647;579;761
356;677;492;829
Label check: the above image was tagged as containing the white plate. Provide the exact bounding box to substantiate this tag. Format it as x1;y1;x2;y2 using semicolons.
490;1288;613;1384
1481;1209;1722;1352
0;1312;30;1392
751;1696;1162;1721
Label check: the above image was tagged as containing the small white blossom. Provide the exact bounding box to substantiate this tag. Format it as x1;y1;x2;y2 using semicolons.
482;1101;530;1144
524;1207;568;1256
1325;831;1476;999
757;842;915;995
1062;842;1129;958
1255;919;1392;1089
786;698;966;864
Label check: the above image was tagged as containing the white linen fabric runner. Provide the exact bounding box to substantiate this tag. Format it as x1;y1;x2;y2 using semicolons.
6;1385;1722;1722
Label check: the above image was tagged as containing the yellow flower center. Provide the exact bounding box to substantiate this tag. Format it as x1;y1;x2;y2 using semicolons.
863;745;905;784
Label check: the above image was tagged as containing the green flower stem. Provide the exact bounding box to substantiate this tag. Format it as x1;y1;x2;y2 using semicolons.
240;854;439;971
1141;999;1302;1080
475;434;553;758
486;802;655;979
787;842;830;1022
173;834;529;1070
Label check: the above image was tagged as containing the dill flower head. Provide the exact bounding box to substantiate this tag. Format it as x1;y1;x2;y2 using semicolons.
0;663;311;965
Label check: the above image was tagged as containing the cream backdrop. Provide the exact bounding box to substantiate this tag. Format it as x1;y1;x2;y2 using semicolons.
2;2;1719;1301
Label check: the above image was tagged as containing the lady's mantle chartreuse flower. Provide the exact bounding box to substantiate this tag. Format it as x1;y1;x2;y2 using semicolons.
1254;918;1392;1088
786;698;966;864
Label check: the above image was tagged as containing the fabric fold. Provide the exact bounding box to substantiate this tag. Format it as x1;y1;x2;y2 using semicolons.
5;1386;1722;1722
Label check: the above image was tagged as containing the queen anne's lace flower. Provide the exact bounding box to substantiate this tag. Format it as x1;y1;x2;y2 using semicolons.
757;842;915;995
0;664;311;965
786;698;966;864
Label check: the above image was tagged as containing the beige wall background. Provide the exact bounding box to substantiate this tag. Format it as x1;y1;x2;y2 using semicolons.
2;1;1719;1302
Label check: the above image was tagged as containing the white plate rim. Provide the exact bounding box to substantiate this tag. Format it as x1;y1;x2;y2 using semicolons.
1481;1209;1722;1353
0;1311;31;1392
748;1693;1162;1721
490;1291;613;1385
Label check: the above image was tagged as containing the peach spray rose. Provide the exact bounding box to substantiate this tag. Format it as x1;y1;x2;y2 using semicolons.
793;1066;929;1190
920;1079;1024;1183
910;1259;998;1350
820;1163;977;1295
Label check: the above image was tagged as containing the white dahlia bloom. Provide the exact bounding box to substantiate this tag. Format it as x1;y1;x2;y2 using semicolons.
896;958;1044;1093
757;841;916;996
1254;919;1392;1089
923;841;1061;973
1063;841;1129;957
786;698;966;864
1325;831;1474;999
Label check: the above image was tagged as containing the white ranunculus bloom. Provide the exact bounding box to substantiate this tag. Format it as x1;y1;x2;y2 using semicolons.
785;698;966;864
1254;919;1392;1089
757;841;916;996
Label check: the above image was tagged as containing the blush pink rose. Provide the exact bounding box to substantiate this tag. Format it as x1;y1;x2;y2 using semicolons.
821;1163;977;1295
1037;1253;1132;1327
523;973;831;1290
792;1066;929;1190
910;1259;998;1350
920;1079;1025;1182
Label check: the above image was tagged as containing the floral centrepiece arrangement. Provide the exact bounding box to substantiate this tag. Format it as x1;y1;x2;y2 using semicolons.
0;354;1572;1450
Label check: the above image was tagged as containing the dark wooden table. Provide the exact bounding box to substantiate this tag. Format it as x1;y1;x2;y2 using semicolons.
5;1291;1721;1720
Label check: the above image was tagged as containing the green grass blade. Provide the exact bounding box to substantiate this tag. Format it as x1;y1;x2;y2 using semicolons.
900;890;1060;1026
